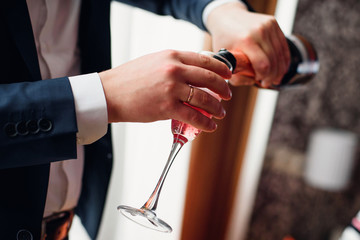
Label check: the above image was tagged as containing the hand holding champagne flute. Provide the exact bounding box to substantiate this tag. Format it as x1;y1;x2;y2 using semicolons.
117;50;236;232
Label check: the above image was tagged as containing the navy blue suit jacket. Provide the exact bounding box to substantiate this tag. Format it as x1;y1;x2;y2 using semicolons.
0;0;251;239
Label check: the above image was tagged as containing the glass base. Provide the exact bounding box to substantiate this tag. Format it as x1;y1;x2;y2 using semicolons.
117;205;172;233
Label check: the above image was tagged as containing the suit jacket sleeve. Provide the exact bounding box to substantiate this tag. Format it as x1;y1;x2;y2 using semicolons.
0;1;79;170
0;78;78;169
116;0;252;31
117;0;211;30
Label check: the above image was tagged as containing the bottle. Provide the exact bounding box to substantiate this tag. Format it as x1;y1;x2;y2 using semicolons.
215;34;319;89
338;211;360;240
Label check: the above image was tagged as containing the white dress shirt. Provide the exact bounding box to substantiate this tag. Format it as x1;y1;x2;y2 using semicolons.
26;0;107;217
25;0;242;218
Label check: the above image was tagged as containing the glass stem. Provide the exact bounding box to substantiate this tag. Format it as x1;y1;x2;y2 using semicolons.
141;141;184;212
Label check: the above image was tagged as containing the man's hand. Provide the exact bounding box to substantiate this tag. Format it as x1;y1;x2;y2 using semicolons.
99;50;232;132
206;2;290;88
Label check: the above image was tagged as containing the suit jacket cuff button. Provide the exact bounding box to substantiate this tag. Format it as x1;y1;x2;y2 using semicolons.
26;120;39;134
16;121;29;136
38;118;52;132
4;122;17;137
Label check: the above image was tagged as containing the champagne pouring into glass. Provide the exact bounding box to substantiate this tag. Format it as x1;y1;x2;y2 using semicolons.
117;35;319;233
117;50;236;233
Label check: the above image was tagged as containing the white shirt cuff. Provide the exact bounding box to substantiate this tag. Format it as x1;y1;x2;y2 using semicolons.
202;0;246;30
68;73;108;145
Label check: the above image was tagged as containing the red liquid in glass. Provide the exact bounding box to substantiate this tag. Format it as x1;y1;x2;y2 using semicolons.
171;103;212;144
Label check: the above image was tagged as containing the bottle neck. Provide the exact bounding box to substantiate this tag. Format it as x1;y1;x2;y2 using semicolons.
215;34;319;89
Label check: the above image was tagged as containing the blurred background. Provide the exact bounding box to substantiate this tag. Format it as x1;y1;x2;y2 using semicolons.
247;0;360;239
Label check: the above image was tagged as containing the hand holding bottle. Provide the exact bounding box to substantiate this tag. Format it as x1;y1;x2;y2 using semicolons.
205;1;291;87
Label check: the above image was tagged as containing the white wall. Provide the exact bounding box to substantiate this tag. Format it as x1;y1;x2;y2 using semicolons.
70;2;204;240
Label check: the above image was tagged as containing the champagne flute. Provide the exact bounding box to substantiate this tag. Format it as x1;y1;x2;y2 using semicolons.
117;50;235;233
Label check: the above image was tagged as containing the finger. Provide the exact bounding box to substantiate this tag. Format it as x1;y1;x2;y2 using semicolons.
261;30;281;86
185;87;226;119
259;20;291;86
172;101;218;132
253;25;282;88
178;51;232;79
240;39;271;84
178;84;226;119
267;26;289;85
177;64;232;100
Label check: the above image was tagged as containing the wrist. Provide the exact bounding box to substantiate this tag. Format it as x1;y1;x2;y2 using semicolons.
98;70;114;122
206;1;248;34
